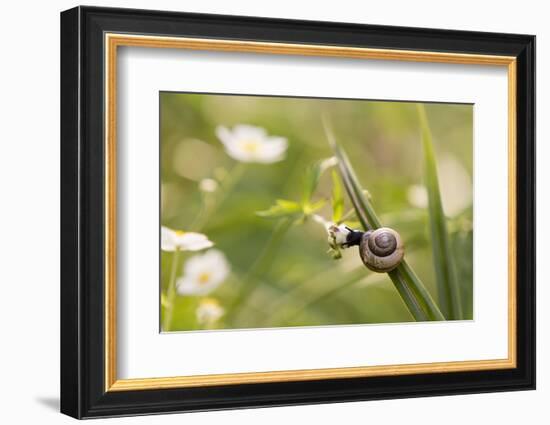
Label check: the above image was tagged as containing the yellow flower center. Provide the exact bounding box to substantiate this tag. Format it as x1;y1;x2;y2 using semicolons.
198;272;211;285
241;140;259;154
174;230;186;236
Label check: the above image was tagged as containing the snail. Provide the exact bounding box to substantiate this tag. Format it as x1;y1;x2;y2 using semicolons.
343;227;404;273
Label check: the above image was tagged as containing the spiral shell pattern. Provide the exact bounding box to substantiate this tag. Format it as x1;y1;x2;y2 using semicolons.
359;227;404;273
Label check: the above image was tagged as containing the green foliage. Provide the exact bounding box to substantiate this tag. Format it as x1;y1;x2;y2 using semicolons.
256;199;303;218
257;157;333;221
325;121;445;321
325;128;382;230
302;158;336;203
160;92;473;331
417;104;463;320
331;170;344;223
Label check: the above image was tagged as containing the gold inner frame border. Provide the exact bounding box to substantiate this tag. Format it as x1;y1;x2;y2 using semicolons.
104;33;517;392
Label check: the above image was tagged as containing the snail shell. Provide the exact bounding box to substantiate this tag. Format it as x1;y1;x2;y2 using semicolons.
359;227;404;273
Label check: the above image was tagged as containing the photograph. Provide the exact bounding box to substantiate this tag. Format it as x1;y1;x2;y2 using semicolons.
159;93;474;332
58;5;535;418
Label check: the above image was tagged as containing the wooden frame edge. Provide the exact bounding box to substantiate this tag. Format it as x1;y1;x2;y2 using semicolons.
108;358;516;391
104;33;518;392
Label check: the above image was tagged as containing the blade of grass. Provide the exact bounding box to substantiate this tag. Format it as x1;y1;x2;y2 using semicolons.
323;118;445;321
417;104;463;320
331;170;344;223
330;140;381;230
302;157;337;204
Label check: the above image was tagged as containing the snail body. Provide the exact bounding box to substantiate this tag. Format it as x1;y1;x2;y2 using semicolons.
329;224;405;272
358;227;404;273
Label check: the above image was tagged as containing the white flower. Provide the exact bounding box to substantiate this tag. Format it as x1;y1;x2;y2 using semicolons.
161;226;214;252
324;222;356;260
216;124;288;163
319;156;338;173
199;178;218;193
176;249;230;296
196;298;225;326
327;223;352;248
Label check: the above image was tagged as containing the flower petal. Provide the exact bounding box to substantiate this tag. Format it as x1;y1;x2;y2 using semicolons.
176;276;211;296
178;249;230;296
232;124;267;140
196;299;225;325
161;226;177;251
215;126;234;148
201;250;231;284
223;142;257;162
216;124;288;164
255;137;288;163
172;232;214;251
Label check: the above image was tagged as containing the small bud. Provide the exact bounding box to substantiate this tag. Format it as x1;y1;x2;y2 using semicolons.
199;178;218;193
319;156;338;173
327;223;351;248
327;247;343;260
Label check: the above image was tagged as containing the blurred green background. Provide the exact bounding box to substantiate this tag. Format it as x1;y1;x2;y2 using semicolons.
160;92;473;331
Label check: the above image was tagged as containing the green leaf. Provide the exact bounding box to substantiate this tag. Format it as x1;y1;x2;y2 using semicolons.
323;118;445;322
331;170;344;222
417;104;463;320
302;157;337;203
343;220;362;230
303;198;326;216
256;199;302;218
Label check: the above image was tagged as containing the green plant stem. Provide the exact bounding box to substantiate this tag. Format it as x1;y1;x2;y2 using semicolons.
390;262;444;321
417;104;463;320
162;248;181;332
225;218;293;325
190;162;246;231
323;118;445;322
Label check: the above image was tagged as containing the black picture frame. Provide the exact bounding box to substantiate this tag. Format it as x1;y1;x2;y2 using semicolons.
61;5;535;419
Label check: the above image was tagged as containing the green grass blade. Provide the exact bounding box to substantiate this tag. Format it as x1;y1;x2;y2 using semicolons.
302;157;337;204
331;170;344;222
323;119;445;321
417;104;463;320
324;123;381;230
393;261;445;321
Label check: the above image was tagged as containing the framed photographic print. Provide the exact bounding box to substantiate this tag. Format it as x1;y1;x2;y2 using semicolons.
60;6;535;419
